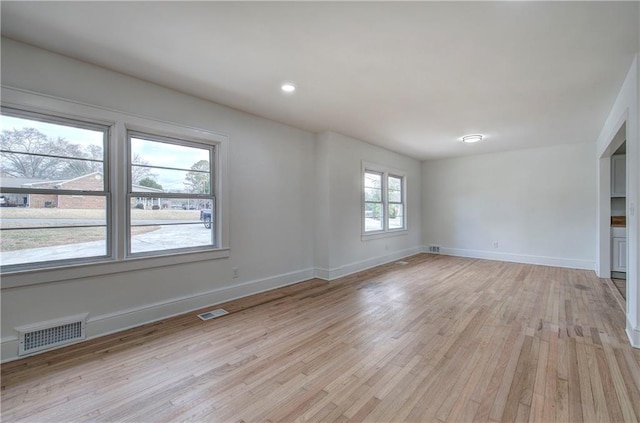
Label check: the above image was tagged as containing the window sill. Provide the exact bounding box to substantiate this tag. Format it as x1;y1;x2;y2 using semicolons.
1;248;230;289
361;229;408;241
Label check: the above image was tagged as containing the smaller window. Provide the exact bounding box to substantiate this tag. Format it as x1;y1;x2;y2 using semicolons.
362;164;406;236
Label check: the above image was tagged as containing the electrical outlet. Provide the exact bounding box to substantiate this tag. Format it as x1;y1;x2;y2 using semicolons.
232;267;239;278
492;241;499;249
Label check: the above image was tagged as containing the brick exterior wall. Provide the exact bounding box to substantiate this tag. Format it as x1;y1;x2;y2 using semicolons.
24;173;162;209
27;173;104;209
28;194;58;208
59;195;104;209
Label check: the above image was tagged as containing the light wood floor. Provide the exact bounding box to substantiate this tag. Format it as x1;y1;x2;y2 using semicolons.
612;278;626;300
2;254;640;422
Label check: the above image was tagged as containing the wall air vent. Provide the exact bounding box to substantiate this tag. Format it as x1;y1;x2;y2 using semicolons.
198;308;229;321
428;245;441;253
17;314;88;356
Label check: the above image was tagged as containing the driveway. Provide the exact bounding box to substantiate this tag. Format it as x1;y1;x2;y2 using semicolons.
0;222;214;266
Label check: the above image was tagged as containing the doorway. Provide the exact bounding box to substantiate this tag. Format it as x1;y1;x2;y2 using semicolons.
611;141;627;299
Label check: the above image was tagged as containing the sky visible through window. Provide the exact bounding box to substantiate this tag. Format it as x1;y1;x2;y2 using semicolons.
131;137;209;191
1;115;210;192
1;115;103;149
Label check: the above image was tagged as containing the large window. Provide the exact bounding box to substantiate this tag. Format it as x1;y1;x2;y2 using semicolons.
0;92;227;280
363;164;406;235
128;132;216;255
1;109;110;269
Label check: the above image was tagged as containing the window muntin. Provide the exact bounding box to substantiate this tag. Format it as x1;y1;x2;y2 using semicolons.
363;165;406;235
127;132;216;256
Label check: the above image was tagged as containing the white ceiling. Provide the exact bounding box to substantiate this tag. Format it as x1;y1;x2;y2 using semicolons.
1;1;638;160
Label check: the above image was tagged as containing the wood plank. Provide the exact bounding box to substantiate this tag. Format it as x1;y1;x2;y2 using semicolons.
2;254;639;423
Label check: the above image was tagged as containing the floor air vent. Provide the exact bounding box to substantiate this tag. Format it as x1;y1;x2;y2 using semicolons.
198;308;229;321
17;314;88;356
396;261;409;265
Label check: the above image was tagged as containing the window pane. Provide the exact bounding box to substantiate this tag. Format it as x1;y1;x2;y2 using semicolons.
0;114;105;182
364;202;384;232
388;176;402;203
388;204;404;230
131;137;211;193
388;175;402;191
364;171;382;189
129;199;214;254
131;165;210;194
364;171;382;202
0;195;107;267
364;187;381;202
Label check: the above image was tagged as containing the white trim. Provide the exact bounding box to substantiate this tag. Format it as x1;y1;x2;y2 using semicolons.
125;130;216;257
314;247;423;281
627;317;640;348
431;246;595;271
1;267;315;363
361;229;409;241
0;86;231;286
1;248;230;289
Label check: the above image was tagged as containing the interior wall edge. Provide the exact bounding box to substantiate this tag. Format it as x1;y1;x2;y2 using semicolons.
314;246;423;281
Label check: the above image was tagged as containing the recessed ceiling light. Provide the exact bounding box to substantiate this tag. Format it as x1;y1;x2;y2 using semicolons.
281;83;296;93
461;134;483;143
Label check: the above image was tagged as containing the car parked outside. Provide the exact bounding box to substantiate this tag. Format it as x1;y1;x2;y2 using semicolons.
200;209;212;228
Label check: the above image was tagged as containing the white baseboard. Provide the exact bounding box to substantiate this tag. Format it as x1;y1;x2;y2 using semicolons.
0;247;607;363
429;246;595;271
1;338;19;363
628;316;640;349
314;246;423;281
1;267;315;363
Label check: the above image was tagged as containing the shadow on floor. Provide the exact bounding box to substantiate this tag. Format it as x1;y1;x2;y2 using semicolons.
612;278;626;300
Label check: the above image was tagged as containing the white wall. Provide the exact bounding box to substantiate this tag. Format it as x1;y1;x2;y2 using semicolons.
422;143;597;270
0;39;426;362
315;132;423;279
0;39;318;360
596;55;639;347
2;36;636;361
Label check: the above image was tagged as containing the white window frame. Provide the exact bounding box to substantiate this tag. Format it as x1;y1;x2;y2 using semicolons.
0;107;112;270
126;130;217;257
1;86;230;288
361;161;407;240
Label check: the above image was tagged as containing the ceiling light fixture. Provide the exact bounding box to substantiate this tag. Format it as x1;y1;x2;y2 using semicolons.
461;134;483;143
281;83;296;93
